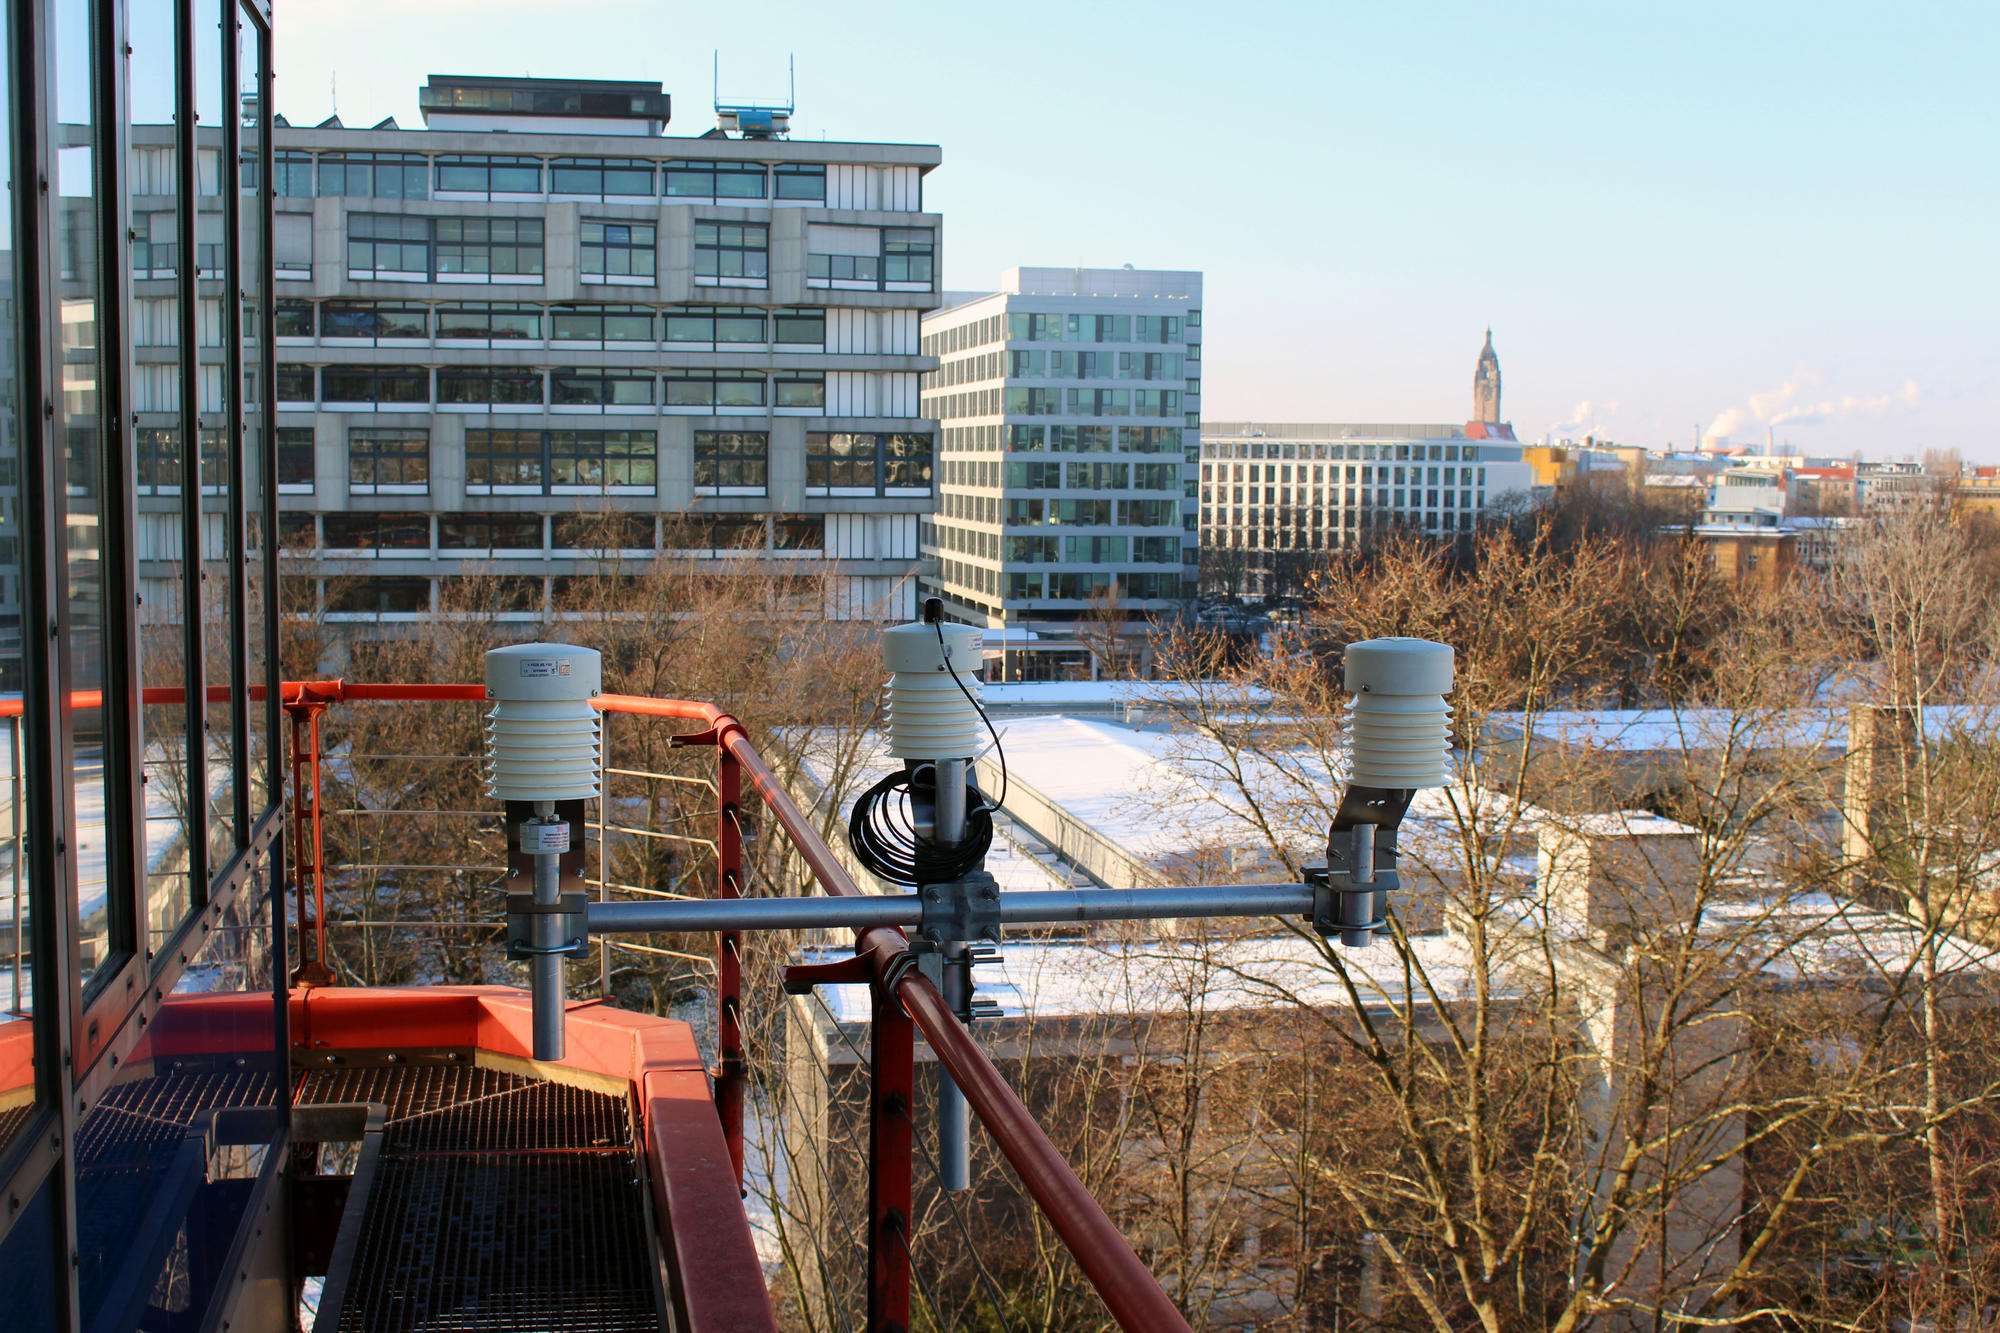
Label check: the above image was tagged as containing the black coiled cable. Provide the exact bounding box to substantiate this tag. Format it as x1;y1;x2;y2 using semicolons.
847;768;995;887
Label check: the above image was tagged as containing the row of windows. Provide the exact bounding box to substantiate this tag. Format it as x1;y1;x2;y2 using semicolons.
349;214;546;277
922;312;1194;354
271;364;834;409
1206;463;1490;488
986;534;1187;565
924;348;1188;391
258;426;935;499
286;552;845;618
1203;486;1487;512
1009;312;1194;345
805;229;933;285
334;215;936;293
267;151;833;202
938;492;1182;528
1206;440;1492;463
989;388;1183;418
275;300;829;347
935;459;1181;492
1204;511;1483;543
934;559;1185;603
277;510;831;555
922;313;1005;357
1003;571;1187;600
944;424;1191;456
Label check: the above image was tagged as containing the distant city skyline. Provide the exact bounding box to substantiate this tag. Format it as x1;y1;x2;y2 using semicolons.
273;0;1999;461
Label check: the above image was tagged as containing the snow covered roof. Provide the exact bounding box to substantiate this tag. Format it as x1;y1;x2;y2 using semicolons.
804;929;1487;1025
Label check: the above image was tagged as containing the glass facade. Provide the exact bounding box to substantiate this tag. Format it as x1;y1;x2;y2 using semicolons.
0;4;286;1328
921;290;1201;624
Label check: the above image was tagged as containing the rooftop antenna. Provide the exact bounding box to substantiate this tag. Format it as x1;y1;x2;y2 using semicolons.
713;51;794;139
330;69;337;119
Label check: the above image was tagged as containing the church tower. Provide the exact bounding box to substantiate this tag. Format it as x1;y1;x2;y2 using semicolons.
1473;329;1502;425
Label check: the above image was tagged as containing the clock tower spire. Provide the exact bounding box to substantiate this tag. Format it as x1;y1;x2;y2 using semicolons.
1473;328;1502;425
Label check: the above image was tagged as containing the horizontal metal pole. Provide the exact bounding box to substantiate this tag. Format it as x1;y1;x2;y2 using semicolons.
583;883;1315;937
996;883;1314;925
588;895;922;934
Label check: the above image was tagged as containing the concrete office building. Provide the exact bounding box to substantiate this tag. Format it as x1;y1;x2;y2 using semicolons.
1199;336;1536;597
138;75;945;627
918;267;1202;642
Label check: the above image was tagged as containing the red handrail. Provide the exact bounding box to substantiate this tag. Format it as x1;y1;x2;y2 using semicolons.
279;679;1192;1333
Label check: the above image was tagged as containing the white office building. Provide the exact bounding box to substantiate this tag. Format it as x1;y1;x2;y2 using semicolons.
145;75;946;626
1199;422;1536;595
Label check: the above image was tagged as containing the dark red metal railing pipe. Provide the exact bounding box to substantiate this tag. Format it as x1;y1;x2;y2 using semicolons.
714;747;747;1185
859;932;1190;1333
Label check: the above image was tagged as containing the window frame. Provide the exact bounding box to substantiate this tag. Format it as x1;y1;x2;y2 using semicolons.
664;159;767;200
773;163;826;201
550;156;655;198
693;431;770;496
663;369;766;411
550;367;656;411
319;365;430;408
580;219;657;284
346;427;431;495
693;221;769;287
549;304;653;345
435;365;545;409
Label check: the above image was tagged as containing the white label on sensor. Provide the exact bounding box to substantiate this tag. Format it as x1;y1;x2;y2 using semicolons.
521;822;570;854
519;659;571;678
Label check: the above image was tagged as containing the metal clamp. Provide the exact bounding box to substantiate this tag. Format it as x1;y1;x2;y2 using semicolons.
1309;823;1398;947
505;891;590;959
918;870;1002;946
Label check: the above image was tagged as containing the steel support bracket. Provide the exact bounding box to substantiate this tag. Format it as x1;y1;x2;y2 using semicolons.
781;954;874;995
669;726;724;749
917;870;1002;946
505;891;590;959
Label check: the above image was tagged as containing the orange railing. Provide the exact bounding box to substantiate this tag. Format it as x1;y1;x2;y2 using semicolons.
277;679;1192;1333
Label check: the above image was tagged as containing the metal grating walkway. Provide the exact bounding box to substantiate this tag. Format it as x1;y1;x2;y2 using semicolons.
297;1066;663;1333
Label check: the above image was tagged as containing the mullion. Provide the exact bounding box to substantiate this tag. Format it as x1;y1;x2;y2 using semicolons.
20;0;86;1321
220;1;245;846
252;11;277;813
173;0;207;910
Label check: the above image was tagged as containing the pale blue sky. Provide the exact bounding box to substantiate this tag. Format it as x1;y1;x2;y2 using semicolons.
276;0;1999;460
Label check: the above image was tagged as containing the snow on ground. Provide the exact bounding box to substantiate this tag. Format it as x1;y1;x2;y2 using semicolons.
0;738;236;931
981;680;1273;710
1480;704;1995;755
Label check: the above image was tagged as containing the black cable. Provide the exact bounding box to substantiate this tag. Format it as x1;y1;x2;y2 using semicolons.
935;620;1008;812
848;768;993;887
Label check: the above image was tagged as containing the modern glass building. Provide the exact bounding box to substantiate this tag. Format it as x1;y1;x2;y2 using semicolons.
918;267;1201;642
0;0;288;1326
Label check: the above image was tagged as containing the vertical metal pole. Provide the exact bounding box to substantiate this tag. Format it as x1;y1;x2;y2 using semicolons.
289;699;334;986
1342;823;1377;950
530;799;564;1061
309;705;328;975
288;705;307;973
867;982;915;1333
932;756;970;1193
715;746;746;1185
937;941;970;1191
